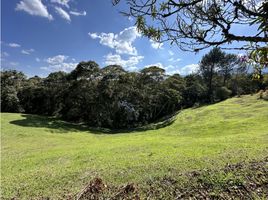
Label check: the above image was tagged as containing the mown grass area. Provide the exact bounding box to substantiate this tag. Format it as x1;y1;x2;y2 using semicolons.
1;94;268;199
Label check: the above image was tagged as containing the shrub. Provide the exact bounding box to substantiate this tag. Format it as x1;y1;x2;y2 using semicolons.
1;86;23;113
215;87;232;101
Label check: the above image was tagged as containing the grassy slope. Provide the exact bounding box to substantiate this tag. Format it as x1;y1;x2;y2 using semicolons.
1;94;268;199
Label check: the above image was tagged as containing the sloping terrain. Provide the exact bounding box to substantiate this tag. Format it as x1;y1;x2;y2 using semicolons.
1;94;268;199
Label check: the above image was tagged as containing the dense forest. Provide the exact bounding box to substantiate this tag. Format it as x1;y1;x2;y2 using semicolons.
1;48;268;129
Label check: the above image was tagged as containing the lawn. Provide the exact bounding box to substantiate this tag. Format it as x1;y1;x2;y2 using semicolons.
1;94;268;199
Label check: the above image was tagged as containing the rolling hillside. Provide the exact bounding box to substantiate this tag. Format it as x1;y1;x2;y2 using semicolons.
1;94;268;199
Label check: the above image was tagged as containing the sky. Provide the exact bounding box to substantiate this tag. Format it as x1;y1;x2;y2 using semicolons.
0;0;256;77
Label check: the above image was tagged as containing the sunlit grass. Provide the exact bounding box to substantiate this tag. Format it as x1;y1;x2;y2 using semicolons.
1;94;268;199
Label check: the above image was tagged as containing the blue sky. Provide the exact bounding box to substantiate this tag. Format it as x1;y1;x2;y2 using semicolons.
0;0;254;77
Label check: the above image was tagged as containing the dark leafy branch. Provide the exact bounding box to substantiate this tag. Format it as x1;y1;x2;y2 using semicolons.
113;0;268;52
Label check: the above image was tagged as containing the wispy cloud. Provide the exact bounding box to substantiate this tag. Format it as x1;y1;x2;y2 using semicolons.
51;0;70;8
168;58;182;63
0;52;9;62
8;43;21;48
15;0;53;21
55;7;71;22
168;50;174;56
21;49;35;55
70;10;86;16
9;62;19;66
1;52;9;57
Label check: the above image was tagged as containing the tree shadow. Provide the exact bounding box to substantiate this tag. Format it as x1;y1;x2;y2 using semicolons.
10;113;177;134
9;114;98;134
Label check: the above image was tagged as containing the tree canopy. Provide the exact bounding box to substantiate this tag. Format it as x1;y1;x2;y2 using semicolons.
1;50;267;129
113;0;268;52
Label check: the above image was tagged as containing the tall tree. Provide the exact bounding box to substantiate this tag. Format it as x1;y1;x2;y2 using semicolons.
199;47;225;101
219;53;238;86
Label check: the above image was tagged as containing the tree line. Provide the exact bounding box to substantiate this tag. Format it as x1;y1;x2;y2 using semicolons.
1;48;267;129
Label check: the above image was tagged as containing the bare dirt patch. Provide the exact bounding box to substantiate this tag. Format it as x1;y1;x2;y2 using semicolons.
76;158;268;200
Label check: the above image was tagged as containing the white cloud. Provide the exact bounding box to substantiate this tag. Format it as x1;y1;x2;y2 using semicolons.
70;10;87;16
21;49;35;55
42;55;77;72
8;43;21;48
51;0;70;8
167;64;199;75
150;39;163;49
36;57;41;62
180;64;199;75
46;55;68;64
89;26;141;55
104;53;143;71
55;7;71;22
164;65;176;71
141;63;198;75
89;33;98;39
15;0;53;21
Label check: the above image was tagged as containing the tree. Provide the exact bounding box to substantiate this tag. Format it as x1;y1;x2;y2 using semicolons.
1;86;23;112
1;57;264;129
182;74;207;107
140;66;166;82
1;70;26;112
219;53;238;86
113;0;268;52
199;47;225;101
215;86;232;101
69;61;100;80
101;65;126;79
1;70;26;89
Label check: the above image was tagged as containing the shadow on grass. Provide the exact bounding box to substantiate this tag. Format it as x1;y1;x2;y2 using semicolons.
9;114;95;134
9;113;177;134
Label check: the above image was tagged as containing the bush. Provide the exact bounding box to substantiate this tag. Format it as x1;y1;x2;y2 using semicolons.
215;87;232;101
1;86;23;112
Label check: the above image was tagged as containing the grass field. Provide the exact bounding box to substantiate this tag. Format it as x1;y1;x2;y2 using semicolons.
1;94;268;199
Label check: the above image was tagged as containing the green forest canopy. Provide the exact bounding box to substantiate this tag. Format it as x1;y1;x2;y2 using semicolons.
1;48;268;129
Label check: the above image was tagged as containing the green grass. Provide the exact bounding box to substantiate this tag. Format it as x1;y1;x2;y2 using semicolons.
1;94;268;199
